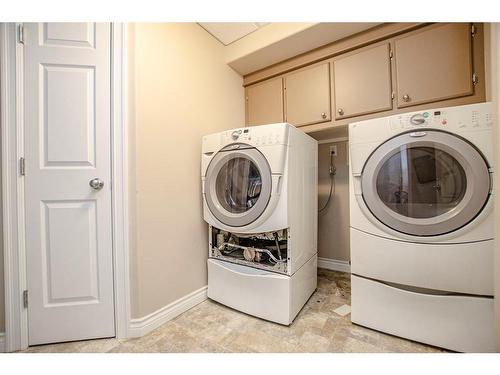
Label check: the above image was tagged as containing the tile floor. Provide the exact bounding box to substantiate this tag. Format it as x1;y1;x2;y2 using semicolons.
22;268;445;353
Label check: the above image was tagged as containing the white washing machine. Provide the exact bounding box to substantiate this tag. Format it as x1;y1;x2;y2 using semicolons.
348;102;495;352
201;123;318;325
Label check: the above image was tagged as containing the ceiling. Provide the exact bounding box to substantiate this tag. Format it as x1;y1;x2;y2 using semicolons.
198;23;270;45
225;22;382;75
199;23;383;76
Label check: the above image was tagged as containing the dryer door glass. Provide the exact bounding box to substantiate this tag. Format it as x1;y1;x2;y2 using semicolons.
376;146;467;219
205;147;272;227
215;157;262;214
361;130;491;236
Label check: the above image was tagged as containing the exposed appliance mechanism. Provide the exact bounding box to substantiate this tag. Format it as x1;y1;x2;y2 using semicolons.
210;226;288;274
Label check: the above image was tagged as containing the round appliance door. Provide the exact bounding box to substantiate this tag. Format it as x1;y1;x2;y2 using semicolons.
361;130;491;236
205;147;272;227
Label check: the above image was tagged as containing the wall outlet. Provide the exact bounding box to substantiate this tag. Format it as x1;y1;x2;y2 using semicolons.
329;145;338;156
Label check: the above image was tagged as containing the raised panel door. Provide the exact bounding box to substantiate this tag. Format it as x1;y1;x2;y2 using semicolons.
246;77;284;126
285;62;331;126
394;23;473;108
24;22;115;345
333;43;393;120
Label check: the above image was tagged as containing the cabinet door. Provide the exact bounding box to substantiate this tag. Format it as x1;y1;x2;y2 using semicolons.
284;62;331;127
246;77;284;126
394;23;473;108
333;43;392;119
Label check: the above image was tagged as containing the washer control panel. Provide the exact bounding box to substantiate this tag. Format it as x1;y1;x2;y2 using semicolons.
225;128;252;144
221;124;288;147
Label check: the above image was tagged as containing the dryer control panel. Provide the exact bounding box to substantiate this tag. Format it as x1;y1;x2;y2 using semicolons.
389;103;494;133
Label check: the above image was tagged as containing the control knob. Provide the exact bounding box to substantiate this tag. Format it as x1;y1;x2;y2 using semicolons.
231;130;242;140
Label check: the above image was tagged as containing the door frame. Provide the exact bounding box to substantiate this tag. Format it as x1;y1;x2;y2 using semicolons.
0;22;131;352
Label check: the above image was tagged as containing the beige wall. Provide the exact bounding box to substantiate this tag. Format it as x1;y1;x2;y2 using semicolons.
317;141;350;262
128;23;245;318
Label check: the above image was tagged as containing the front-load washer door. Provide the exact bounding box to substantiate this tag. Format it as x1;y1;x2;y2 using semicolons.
205;145;272;227
361;130;491;236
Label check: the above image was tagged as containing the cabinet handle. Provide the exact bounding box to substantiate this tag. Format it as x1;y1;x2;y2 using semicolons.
321;112;327;119
337;108;344;116
402;94;411;102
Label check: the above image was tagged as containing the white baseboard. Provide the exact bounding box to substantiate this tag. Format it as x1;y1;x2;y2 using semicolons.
0;332;5;353
128;286;208;338
318;257;351;273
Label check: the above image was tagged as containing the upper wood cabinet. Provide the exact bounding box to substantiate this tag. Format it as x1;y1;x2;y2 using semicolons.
333;43;393;119
284;62;331;127
246;77;284;126
394;23;474;108
243;23;485;133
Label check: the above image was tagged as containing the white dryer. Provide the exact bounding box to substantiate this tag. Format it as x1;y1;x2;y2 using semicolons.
348;102;495;352
201;123;318;325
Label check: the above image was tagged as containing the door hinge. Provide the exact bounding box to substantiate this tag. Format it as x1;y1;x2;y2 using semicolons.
23;290;28;308
18;24;24;44
19;157;25;176
391;91;395;100
389;49;393;59
471;24;476;37
472;73;479;86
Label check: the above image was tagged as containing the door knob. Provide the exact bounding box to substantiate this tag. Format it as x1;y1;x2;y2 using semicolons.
321;112;327;119
89;178;104;190
402;94;411;102
337;108;344;116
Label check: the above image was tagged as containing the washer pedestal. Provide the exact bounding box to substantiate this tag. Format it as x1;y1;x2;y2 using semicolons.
207;255;317;325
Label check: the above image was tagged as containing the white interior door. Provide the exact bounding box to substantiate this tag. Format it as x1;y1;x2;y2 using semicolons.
23;22;115;345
